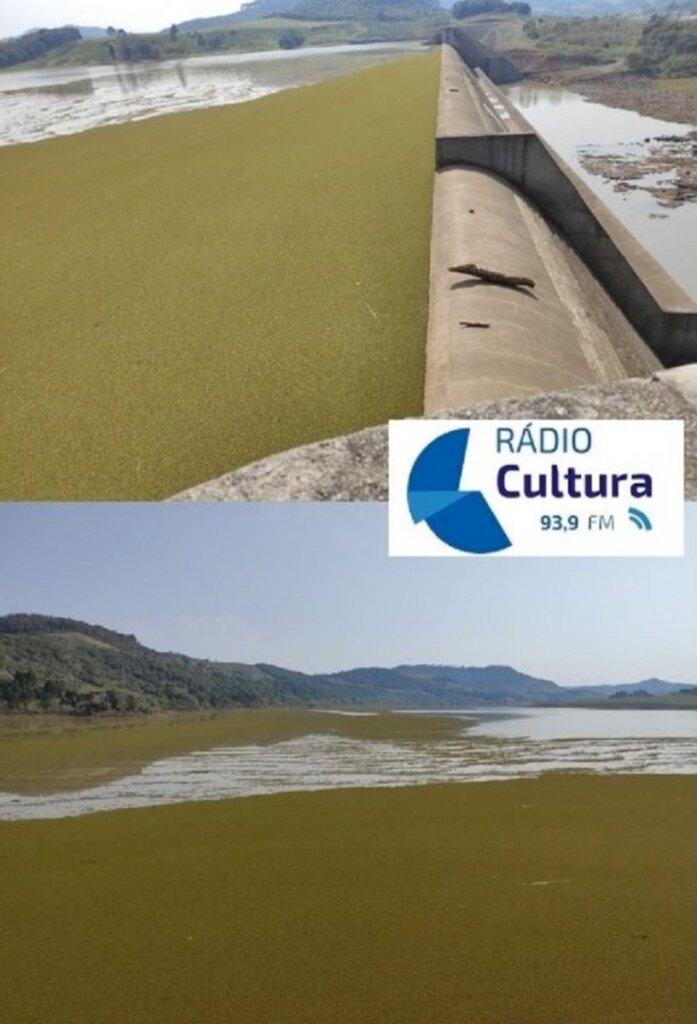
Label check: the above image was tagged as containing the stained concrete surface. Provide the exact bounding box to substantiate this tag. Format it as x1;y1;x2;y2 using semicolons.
425;165;660;412
436;49;697;368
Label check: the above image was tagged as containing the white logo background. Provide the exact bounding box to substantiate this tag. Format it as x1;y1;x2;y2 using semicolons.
389;419;684;557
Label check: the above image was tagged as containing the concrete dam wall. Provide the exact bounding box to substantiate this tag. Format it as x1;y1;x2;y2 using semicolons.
437;25;523;85
173;44;697;501
426;45;666;412
434;42;697;378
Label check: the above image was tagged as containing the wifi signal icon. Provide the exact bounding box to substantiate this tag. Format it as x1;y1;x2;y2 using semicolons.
628;507;652;531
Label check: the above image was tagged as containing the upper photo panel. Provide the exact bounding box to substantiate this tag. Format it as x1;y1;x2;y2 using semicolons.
1;2;696;501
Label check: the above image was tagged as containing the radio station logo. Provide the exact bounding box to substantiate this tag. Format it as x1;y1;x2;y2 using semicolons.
407;428;511;555
389;419;684;558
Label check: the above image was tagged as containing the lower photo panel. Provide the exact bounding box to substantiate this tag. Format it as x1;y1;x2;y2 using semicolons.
0;501;695;1024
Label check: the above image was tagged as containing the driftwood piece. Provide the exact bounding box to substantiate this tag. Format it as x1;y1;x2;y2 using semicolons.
449;263;536;290
459;321;490;329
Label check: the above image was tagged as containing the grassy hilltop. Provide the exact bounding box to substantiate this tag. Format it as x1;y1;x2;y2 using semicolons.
0;52;438;499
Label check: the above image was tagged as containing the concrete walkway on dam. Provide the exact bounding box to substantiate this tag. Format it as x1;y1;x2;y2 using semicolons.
426;45;664;413
174;44;697;502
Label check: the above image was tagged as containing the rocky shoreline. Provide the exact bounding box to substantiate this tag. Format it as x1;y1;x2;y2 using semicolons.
528;67;697;206
579;131;697;208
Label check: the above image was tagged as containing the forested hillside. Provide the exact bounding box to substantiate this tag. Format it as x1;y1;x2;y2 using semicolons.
0;615;691;717
627;16;697;76
0;26;80;68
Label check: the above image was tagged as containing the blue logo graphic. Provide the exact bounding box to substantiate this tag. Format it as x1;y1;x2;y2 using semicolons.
407;429;511;554
628;507;652;531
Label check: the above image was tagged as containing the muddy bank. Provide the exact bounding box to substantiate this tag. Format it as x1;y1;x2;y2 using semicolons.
531;68;697;126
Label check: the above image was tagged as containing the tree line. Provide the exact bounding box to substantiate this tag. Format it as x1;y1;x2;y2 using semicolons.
627;16;697;77
0;669;140;716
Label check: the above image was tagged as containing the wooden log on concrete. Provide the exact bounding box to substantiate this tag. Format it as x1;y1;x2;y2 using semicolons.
449;263;536;290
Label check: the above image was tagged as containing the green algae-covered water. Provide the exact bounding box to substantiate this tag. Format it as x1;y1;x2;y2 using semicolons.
1;712;694;1021
2;774;694;1023
0;50;438;499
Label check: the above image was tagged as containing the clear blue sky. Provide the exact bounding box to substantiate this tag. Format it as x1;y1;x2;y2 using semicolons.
0;503;694;686
1;2;243;39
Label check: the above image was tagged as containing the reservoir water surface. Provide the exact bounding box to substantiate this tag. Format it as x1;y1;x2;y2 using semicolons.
1;707;694;821
504;82;697;300
0;42;422;146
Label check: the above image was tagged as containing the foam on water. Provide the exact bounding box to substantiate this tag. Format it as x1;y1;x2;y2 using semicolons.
0;43;420;147
1;724;695;821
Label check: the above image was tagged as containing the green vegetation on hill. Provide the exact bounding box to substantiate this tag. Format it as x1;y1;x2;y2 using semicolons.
452;0;530;18
0;25;80;68
534;0;696;12
0;615;691;716
289;0;442;21
0;616;389;715
517;12;697;76
1;776;694;1023
573;688;697;710
0;614;564;715
178;0;302;30
0;53;438;499
2;1;449;69
522;14;641;65
627;15;697;77
17;22;392;67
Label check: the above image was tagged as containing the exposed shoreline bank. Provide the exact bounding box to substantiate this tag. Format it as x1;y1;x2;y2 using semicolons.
530;68;697;127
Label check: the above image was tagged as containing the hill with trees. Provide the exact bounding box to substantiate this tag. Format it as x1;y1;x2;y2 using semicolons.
1;1;448;69
177;1;303;30
0;614;692;717
451;1;530;18
627;15;697;76
0;26;80;69
287;0;443;21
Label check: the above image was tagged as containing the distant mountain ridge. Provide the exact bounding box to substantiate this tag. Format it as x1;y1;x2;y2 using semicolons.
0;614;692;715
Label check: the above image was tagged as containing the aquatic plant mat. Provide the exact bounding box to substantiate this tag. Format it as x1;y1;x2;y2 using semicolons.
0;52;438;499
2;774;694;1022
0;708;462;795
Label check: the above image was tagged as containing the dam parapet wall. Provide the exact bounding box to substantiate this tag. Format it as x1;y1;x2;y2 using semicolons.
436;47;697;368
437;25;524;85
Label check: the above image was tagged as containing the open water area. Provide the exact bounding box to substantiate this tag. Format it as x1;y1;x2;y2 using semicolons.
1;707;694;821
0;41;421;146
504;82;697;300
